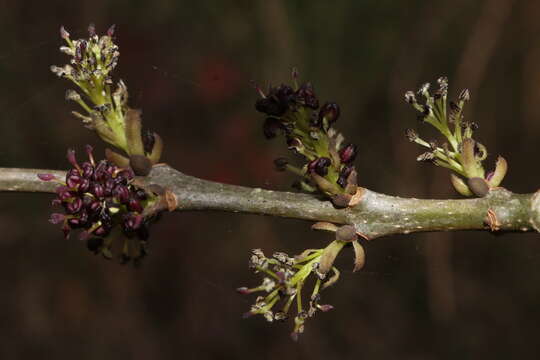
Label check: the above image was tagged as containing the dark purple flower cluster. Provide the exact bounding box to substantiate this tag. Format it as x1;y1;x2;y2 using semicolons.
254;71;361;207
39;145;151;264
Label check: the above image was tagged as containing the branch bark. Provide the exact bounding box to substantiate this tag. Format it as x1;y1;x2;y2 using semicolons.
0;166;537;239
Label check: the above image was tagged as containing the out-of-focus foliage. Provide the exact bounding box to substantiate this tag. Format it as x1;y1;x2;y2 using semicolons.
0;1;539;359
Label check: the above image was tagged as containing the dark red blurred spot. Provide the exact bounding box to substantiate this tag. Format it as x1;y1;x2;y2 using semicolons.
195;57;240;104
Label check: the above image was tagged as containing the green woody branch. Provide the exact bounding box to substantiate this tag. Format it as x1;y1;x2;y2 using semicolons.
1;165;537;239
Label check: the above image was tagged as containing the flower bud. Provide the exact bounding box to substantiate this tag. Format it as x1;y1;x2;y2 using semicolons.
78;178;91;193
57;187;74;201
135;189;147;200
296;83;319;109
287;137;304;154
338;144;357;164
406;129;418;142
404;91;416;104
142;129;156;154
88;201;102;214
81;162;94;179
459;89;470;102
337;165;353;188
65;198;83;214
88;23;96;37
66;149;81;171
308;157;332;177
107;24;116;37
318;102;340;125
113;185;130;203
49;213;65;225
90;183;105;198
104;179;116;197
127;197;143;213
123;213;143;232
94;225;110;237
255;85;294;116
68;217;84;228
60;26;70;39
66;174;82;189
65;89;81;102
317;304;334;312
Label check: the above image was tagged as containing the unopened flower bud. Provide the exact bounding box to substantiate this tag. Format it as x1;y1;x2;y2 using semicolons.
417;82;430;96
437;76;448;93
66;174;82;189
90;183;105;198
406;129;418;142
49;213;65;225
142;129;156;154
287;137;304;154
59;46;74;56
459;89;470;102
296;82;319;109
65;198;83;214
318;102;340;125
308;157;332;177
127;197;143;213
255;85;294;116
81;162;94;178
337;165;353;188
113;185;130;204
60;26;70;39
236;287;251;295
66;149;81;171
65;89;81;102
107;24;116;37
94;225;110;237
78;178;91;193
123;213;143;232
404;91;416;104
88;23;96;37
317;304;334;312
417;152;435;162
338;144;357;164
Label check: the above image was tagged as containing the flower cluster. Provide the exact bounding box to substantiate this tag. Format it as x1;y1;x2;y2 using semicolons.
255;70;361;208
237;248;335;341
51;24;163;176
405;77;507;197
238;224;366;340
39;146;156;265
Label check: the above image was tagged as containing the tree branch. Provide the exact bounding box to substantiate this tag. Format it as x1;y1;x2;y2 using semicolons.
0;166;536;239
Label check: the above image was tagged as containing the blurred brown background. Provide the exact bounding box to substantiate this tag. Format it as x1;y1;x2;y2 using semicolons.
1;0;540;359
